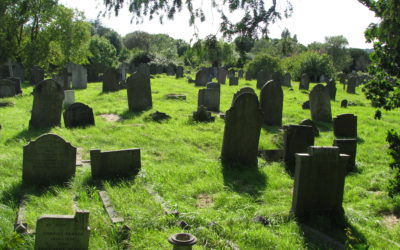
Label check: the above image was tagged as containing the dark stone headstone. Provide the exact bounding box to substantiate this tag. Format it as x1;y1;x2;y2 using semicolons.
221;90;262;167
229;76;239;86
23;134;76;186
333;113;357;138
291;146;348;220
272;71;284;86
347;74;357;94
326;78;337;100
217;68;228;84
30;66;44;85
195;68;211;86
245;71;252;81
260;80;283;126
166;65;175;76
309;84;332;122
138;63;150;77
302;100;310;110
149;111;170;122
6;77;22;94
333;138;357;172
238;69;244;78
299;73;310;90
102;68;120;92
256;69;272;89
63;102;95;128
192;105;215;122
149;64;157;75
341;99;348;108
282;72;292;87
90;148;141;179
29;79;64;129
156;64;163;74
299;119;319;137
283;125;314;173
126;72;152;111
198;83;220;112
176;66;184;78
231;87;255;105
0;79;17;98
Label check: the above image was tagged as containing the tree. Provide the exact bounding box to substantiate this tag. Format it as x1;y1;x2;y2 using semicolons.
88;36;117;67
324;35;352;72
347;48;371;72
123;31;151;51
234;36;255;66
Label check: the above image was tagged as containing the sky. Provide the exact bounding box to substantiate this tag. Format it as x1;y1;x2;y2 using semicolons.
60;0;379;49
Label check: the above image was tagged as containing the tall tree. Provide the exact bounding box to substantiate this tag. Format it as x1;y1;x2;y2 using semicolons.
324;35;352;72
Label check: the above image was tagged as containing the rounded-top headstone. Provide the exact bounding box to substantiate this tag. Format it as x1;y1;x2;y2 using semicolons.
126;71;152;111
299;119;320;137
260;80;283;126
309;84;332;122
63;102;95;128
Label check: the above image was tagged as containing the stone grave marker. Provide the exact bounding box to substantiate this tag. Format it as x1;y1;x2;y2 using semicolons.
91;148;141;179
309;84;332;122
138;63;150;77
291;146;348;219
229;76;239;86
198;83;220;112
302;100;310;110
192;105;215;122
231;87;255;105
23;134;76;186
166;65;175;76
156;64;163;74
176;66;184;78
217;68;228;84
238;69;244;78
69;64;87;89
245;71;252;81
63;90;75;107
272;71;284;86
260;80;283;126
299;119;319;137
102;68;120;92
299;73;310;90
333;138;357;172
256;69;272;89
333;113;357;138
347;74;357;94
29;79;64;129
7;77;22;94
120;63;129;81
63;102;95;128
34;210;90;250
195;68;210;86
30;66;44;85
0;79;17;98
221;89;262;167
341;99;348;108
282;72;292;87
326;78;337;100
127;72;152;111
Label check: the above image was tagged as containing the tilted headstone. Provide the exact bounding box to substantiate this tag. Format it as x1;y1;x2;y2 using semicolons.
347;74;357;94
333;113;357;138
299;119;319;137
70;64;87;89
282;72;292;87
283;125;314;174
126;72;152;111
90;148;141;179
7;77;22;94
63;90;75;107
291;146;348;219
198;83;220;112
63;102;95;128
221;90;262;167
35;210;90;250
0;79;17;98
195;68;211;87
30;66;44;85
256;69;272;89
102;68;120;92
217;68;228;84
299;73;310;90
326;78;337;100
176;66;184;78
333;138;357;172
23;134;76;186
260;80;283;126
29;79;64;129
309;84;332;122
229;76;239;86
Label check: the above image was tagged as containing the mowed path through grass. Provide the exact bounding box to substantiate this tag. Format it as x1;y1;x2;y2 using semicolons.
0;74;399;249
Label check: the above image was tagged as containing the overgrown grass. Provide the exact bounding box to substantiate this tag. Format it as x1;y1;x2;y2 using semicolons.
0;75;399;249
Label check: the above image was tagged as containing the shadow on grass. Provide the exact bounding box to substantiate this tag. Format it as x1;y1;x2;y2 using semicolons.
81;171;140;189
97;89;121;96
120;110;145;120
314;120;332;132
221;162;267;197
261;124;282;134
6;127;51;144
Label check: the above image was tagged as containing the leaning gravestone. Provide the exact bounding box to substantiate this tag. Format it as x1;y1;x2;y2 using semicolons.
299;73;310;90
291;146;348;220
283;125;314;174
7;77;22;94
198;83;220;112
221;89;262;167
91;148;141;179
195;68;210;86
29;79;64;129
341;99;348;108
63;102;95;128
63;90;75;107
347;74;357;94
102;68;120;92
176;66;184;78
218;68;228;84
333;113;357;138
35;210;90;250
333;138;357;172
70;64;87;89
282;72;292;87
326;78;337;100
229;76;239;86
256;69;272;89
260;80;283;126
23;134;76;186
309;84;332;122
127;72;152;111
0;79;17;98
30;66;44;85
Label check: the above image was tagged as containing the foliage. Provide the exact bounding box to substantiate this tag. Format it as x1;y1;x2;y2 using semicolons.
244;53;282;79
0;231;25;249
88;36;118;67
129;50;155;66
234;36;255;66
325;35;352;72
386;130;400;197
123;31;151;51
347;48;371;72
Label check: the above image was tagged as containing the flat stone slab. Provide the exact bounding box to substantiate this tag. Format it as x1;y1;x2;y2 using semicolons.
98;190;124;224
165;94;186;100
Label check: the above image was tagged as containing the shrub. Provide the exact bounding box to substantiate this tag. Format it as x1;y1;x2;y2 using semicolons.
244;54;282;79
387;129;400;197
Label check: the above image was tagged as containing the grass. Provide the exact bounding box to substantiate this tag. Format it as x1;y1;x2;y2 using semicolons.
0;74;399;249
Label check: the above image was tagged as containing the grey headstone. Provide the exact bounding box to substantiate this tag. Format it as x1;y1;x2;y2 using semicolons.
192;105;215;122
260;80;283;126
333;114;357;138
63;102;95;128
90;148;141;179
176;66;184;78
272;71;284;86
231;87;255;105
30;66;44;85
319;75;326;83
299;73;310;90
299;119;319;137
198;85;220;112
221;90;262;167
6;77;22;94
23;134;76;186
29;79;64;129
282;72;292;87
217;68;228;84
347;74;357;94
326;78;337;100
70;64;87;89
102;68;120;92
138;63;150;77
126;72;152;111
333;139;357;172
35;210;90;250
195;69;211;86
309;84;332;122
245;71;252;81
257;69;272;89
0;79;17;98
120;63;129;81
229;76;239;86
63;90;75;107
166;65;175;76
238;69;244;78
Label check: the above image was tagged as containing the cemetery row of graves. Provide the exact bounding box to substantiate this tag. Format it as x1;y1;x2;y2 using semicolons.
0;63;399;249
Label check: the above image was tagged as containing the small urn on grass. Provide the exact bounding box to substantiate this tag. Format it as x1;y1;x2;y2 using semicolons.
168;233;197;250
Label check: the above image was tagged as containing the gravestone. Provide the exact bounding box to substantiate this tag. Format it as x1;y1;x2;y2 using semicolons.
30;66;44;85
272;71;284;86
70;64;87;89
7;77;22;94
347;74;357;94
341;99;348;108
299;73;310;90
23;134;76;186
127;72;152;111
29;79;64;129
256;69;272;89
176;66;184;78
156;64;164;74
282;72;292;87
333;139;357;172
302;100;310;110
326;78;337;100
91;148;141;179
319;75;326;83
198;83;220;112
12;62;24;82
283;125;314;174
195;68;210;86
228;69;236;79
138;63;150;77
333;114;357;138
291;146;348;219
192;105;215;122
0;79;17;98
309;84;332;122
238;69;244;78
166;65;175;76
218;68;228;84
245;71;252;81
260;80;283;126
221;90;262;167
63;102;95;128
299;119;319;137
63;90;75;107
102;68;120;92
35;210;90;250
120;63;129;81
231;87;255;105
229;76;239;86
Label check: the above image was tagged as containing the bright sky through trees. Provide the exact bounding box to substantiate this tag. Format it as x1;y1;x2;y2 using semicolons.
60;0;379;48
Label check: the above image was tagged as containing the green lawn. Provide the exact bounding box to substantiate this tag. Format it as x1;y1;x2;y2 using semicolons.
0;74;399;249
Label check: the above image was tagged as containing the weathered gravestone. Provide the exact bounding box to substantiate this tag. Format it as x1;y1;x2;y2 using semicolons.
256;69;272;89
127;72;152;111
149;63;157;75
217;68;228;84
156;64;164;75
245;71;252;81
176;66;184;78
283;125;314;174
238;69;244;78
229;76;239;86
29;79;64;129
341;99;348;108
319;75;326;83
166;65;175;76
138;63;150;77
63;90;75;107
333;113;357;138
333;138;357;172
302;100;310;110
195;68;210;86
326;78;337;100
7;77;22;94
30;66;44;85
0;79;17;98
69;64;87;89
260;80;283;126
272;71;284;86
192;105;215;122
198;83;220;112
34;210;90;250
102;68;120;92
309;84;332;122
347;74;357;94
63;102;95;128
231;87;255;105
299;73;310;90
282;72;292;87
299;119;319;137
23;134;76;186
221;89;262;167
228;69;235;79
91;148;141;179
291;146;349;219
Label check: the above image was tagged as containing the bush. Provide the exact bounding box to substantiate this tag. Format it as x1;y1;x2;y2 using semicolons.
387;129;400;197
129;51;155;66
244;54;282;79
